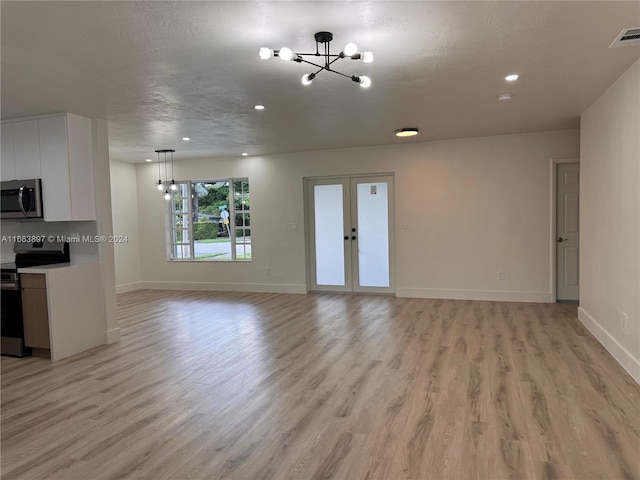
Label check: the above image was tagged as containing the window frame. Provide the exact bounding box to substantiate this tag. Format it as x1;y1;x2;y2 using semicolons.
167;177;251;262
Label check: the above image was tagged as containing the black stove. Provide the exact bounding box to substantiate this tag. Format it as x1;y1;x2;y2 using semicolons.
1;241;69;357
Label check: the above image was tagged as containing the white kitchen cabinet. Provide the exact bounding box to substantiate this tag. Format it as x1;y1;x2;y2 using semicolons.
39;114;95;221
13;120;42;179
1;123;15;181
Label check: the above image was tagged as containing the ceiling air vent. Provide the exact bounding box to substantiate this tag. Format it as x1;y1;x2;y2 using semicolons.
610;27;640;48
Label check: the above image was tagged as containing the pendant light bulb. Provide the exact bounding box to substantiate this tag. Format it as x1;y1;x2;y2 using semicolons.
363;51;374;63
163;190;171;200
359;75;372;88
343;42;358;56
156;180;164;190
170;180;177;191
279;47;294;61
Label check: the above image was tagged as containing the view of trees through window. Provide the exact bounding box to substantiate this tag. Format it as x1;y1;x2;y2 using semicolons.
169;178;250;261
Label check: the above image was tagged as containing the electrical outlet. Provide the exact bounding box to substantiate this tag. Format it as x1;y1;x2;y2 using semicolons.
498;271;505;281
621;312;628;332
264;268;270;276
287;223;298;231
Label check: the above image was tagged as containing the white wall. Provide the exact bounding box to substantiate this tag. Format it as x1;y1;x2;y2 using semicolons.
110;160;141;292
579;59;640;383
129;129;579;301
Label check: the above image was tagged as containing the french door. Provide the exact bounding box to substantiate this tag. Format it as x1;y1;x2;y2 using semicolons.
307;175;394;293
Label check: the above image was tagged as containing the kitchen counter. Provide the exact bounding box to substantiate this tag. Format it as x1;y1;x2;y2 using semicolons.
18;263;104;361
17;262;71;274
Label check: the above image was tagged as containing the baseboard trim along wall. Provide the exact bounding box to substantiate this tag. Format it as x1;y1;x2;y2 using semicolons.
578;307;640;384
116;282;144;294
137;281;307;295
105;327;121;344
396;288;553;303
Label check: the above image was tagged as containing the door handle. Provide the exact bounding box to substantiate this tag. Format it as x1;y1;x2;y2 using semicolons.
351;227;356;232
557;237;568;243
18;185;28;216
351;236;357;240
344;236;349;240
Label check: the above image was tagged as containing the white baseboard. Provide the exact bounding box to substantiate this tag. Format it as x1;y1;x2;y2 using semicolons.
396;287;553;303
105;327;121;344
138;281;307;295
578;307;640;384
116;282;143;294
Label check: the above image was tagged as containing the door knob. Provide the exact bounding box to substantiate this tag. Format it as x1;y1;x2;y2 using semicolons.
344;236;349;240
351;235;357;240
557;237;568;242
352;227;356;232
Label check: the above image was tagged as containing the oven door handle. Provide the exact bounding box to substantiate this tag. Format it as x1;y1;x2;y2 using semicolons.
18;185;28;216
0;281;20;291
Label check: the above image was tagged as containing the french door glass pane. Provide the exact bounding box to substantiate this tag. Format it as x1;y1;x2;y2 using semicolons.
314;184;345;286
356;182;389;287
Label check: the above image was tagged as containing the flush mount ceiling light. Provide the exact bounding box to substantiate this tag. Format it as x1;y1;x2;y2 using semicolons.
395;128;419;137
505;74;519;81
260;31;373;88
154;149;177;200
497;93;513;101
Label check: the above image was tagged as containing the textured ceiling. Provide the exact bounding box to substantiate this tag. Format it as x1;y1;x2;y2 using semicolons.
1;1;639;163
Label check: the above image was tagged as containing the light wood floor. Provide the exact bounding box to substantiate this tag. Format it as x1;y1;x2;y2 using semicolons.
1;290;639;480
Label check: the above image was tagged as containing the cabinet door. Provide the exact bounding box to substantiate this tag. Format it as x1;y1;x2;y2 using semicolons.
13;120;42;179
1;123;16;181
21;276;50;350
39;116;72;221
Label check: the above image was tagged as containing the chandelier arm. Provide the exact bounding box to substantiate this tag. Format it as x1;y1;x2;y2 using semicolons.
328;69;355;80
298;58;326;70
328;56;344;67
325;42;330;68
295;52;334;57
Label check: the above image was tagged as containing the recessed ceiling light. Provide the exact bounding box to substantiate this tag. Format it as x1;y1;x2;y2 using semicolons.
505;74;519;81
254;105;265;110
395;128;419;137
182;137;190;141
497;93;513;101
241;152;248;156
145;158;152;162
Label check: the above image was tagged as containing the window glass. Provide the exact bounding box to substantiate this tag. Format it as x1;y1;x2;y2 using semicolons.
168;178;251;261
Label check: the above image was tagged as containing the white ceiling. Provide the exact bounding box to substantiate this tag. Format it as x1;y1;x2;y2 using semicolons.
2;1;639;163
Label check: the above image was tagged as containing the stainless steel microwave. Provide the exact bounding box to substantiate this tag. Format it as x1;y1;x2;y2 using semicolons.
0;179;43;219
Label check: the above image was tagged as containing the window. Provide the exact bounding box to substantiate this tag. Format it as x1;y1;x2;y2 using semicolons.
168;178;251;261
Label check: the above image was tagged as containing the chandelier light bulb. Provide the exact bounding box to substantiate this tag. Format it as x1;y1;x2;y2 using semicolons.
170;180;177;191
156;180;164;190
279;47;294;61
363;51;374;63
344;42;358;56
301;73;315;85
258;47;272;60
359;75;371;88
163;190;171;200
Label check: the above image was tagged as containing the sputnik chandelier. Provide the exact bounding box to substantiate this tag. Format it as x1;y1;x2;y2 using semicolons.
154;149;176;200
259;31;373;87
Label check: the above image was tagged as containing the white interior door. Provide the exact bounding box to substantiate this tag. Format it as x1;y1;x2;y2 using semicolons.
308;175;394;293
556;163;580;301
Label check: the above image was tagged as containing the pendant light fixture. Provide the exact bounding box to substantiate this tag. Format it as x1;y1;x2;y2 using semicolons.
259;32;373;87
154;149;176;200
